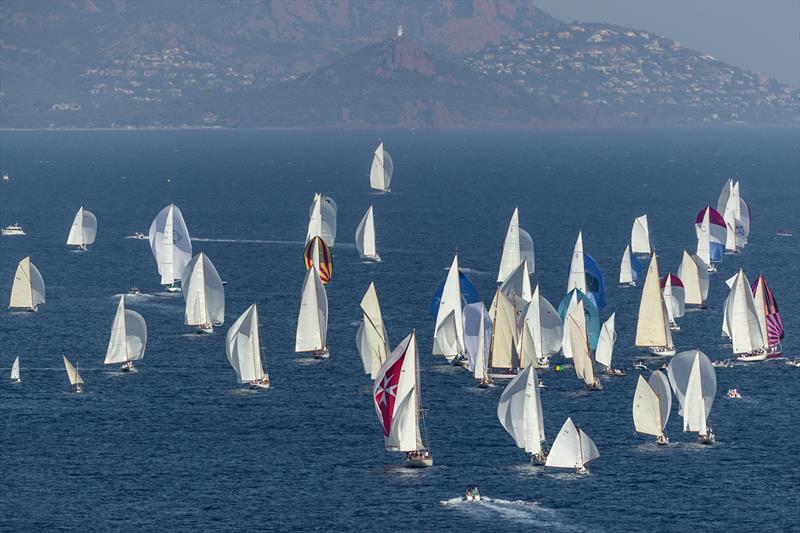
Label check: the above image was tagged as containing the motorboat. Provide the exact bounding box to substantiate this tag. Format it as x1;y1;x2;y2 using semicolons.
2;223;25;236
633;360;648;371
465;487;481;502
128;286;141;296
133;232;147;239
726;388;741;399
711;359;734;368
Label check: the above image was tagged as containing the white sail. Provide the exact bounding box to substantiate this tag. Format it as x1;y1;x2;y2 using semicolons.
149;204;192;285
696;208;713;265
63;355;84;386
566;231;587;294
226;304;265;383
619;245;634;285
667;349;716;422
662;275;685;322
306;193;337;247
567;301;595;387
632;375;664;437
683;355;707;434
489;289;518;370
66;206;98;246
560;291;578;359
677;251;708;306
648;370;672;428
595;313;616;368
500;260;532;307
374;332;423;452
369;142;393;192
182;252;225;326
355;206;378;259
497;365;546;455
725;270;766;354
10;356;20;381
517;317;538;369
635;254;673;348
432;255;464;357
358;282;389;378
722;181;741;252
497;208;521;283
716;179;733;215
546;417;598;469
464;302;491;380
9;257;46;309
631;215;651;255
295;267;328;352
104;296;147;364
523;285;563;358
434;311;463;356
519;228;535;274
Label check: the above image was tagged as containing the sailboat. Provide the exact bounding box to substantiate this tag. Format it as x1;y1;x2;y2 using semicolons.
497;208;535;282
632;375;669;444
303;235;333;284
667;349;717;444
635;253;676;356
751;275;784;358
355;206;380;262
498;365;547;464
63;355;85;393
373;331;433;468
566;231;606;309
356;282;390;379
619;245;641;287
566;300;602;390
596;313;623;376
295;267;329;358
10;356;20;383
488;288;519;380
369;142;393;193
8;256;45;312
149;203;192;292
725;270;768;361
631;214;652;256
521;285;563;368
567;231;587;295
306;193;337;247
500;260;532;317
545;417;599;474
718;180;751;253
432;255;466;364
226;304;270;389
66;206;97;251
695;206;726;272
677;251;709;308
104;295;147;372
660;273;685;331
463;302;492;387
182;252;225;334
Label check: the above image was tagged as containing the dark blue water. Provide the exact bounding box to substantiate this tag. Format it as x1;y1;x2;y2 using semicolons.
1;129;798;531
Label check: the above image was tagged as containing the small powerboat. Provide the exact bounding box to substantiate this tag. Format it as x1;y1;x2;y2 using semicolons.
537;356;550;369
633;360;648;371
133;232;147;240
538;379;548;390
712;359;734;368
604;368;626;377
776;230;793;237
726;388;741;399
465;487;481;502
128;286;141;296
785;358;800;367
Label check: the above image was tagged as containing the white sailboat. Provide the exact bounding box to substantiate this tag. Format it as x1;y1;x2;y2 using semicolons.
661;273;685;331
545;417;599;474
432;255;465;363
498;365;547;464
619;245;637;286
677;251;709;308
631;214;652;255
369;142;393;193
104;295;147;372
667;349;717;444
356;282;390;379
463;302;492;387
66;206;97;251
632;375;669;444
521;285;562;368
306;193;337;247
497;208;535;282
10;356;20;383
182;252;225;334
566;231;587;295
488;288;519;380
500;260;532;315
719;180;748;253
9;256;45;312
566;300;602;390
355;206;380;261
226;304;270;389
149;203;192;292
635;253;675;356
295;267;329;358
373;331;433;467
596;313;623;376
725;270;767;361
63;355;85;393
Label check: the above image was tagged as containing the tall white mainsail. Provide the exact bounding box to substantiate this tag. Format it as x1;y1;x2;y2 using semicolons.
631;214;651;255
9;256;46;310
355;206;380;260
369;142;393;192
632;375;665;439
488;289;518;375
725;270;766;357
498;365;546;457
10;356;20;382
463;302;492;382
226;304;267;384
545;417;599;471
566;231;586;294
295;267;328;354
721;180;741;252
63;355;85;387
497;208;535;282
677;251;709;307
661;274;685;326
567;300;598;388
667;349;716;435
182;252;225;329
523;285;563;361
306;193;337;247
104;295;147;365
500;260;532;311
149;204;192;287
619;245;635;285
432;255;465;359
357;282;390;378
649;370;672;428
635;253;674;352
595;313;616;369
66;206;98;248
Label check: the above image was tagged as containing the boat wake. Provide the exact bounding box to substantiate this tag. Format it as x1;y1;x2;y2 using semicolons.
441;496;580;530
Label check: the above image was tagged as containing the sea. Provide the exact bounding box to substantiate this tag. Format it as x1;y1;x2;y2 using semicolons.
0;128;798;532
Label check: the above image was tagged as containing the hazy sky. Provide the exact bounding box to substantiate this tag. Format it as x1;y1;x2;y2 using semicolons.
536;0;800;87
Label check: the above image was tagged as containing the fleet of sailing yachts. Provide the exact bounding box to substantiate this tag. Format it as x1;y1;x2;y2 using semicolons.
4;145;789;473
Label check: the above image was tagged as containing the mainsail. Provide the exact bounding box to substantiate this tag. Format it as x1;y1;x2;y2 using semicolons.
295;267;328;353
104;295;147;365
635;253;673;348
369;142;393;192
355;206;379;260
149;204;192;286
182;252;225;327
226;304;266;383
725;270;766;355
66;206;98;247
9;256;46;309
631;214;651;255
545;417;599;470
677;251;709;306
595;313;616;368
306;193;338;247
432;255;466;358
497;365;546;455
357;282;390;379
463;302;492;380
522;286;563;359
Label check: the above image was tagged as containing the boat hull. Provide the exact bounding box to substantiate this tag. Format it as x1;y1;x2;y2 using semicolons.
648;347;676;357
405;457;433;468
735;351;767;362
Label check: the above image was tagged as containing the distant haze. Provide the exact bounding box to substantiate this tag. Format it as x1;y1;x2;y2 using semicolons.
537;0;800;86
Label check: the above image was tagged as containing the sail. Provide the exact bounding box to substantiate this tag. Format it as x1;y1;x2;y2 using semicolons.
498;208;521;282
632;376;663;437
683;355;707;434
226;304;265;383
303;236;333;284
677;251;708;306
523;286;563;357
104;296;147;364
500;260;532;307
66;207;97;246
725;270;766;354
182;252;225;326
519;228;535;274
63;355;83;385
432;255;465;356
306;193;337;247
374;332;422;452
579;429;600;465
635;254;673;348
497;365;545;455
722;181;745;252
631;215;651;255
619;245;639;285
716;179;733;215
463;302;492;380
10;356;20;381
359;282;390;378
149;204;192;285
355;206;378;258
667;349;716;420
595;313;616;368
567;302;595;386
566;231;587;295
557;289;601;349
369;142;393;192
546;417;597;469
9;257;45;309
751;275;784;348
695;207;726;264
295;267;328;352
435;311;463;355
430;270;479;318
660;274;686;322
489;289;518;369
648;370;672;429
517;317;538;369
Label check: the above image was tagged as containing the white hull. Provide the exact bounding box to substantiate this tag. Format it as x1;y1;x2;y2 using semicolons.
249;379;271;390
648;347;676;357
196;325;214;334
489;372;516;380
360;254;381;262
734;351;768;362
405;456;433;468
